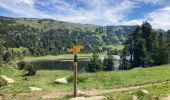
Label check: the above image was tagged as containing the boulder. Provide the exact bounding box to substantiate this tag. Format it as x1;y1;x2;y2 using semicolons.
0;96;2;100
69;97;86;100
0;75;15;84
55;77;68;84
69;96;107;100
141;89;149;94
29;87;42;92
87;96;108;100
78;90;84;94
132;95;138;100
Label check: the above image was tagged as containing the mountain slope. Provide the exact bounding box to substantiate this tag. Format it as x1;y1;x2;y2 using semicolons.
0;16;136;55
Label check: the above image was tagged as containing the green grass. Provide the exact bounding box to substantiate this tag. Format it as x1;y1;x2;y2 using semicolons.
0;64;73;94
76;64;170;90
24;53;93;62
104;82;170;100
100;44;124;50
1;64;170;95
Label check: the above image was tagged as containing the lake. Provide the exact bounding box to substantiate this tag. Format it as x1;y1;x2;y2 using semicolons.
28;55;121;72
29;59;89;72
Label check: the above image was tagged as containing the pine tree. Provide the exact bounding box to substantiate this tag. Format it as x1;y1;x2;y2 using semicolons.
131;25;142;67
120;45;130;70
154;33;169;65
0;40;4;62
138;38;147;67
141;22;155;65
103;53;114;71
167;30;170;63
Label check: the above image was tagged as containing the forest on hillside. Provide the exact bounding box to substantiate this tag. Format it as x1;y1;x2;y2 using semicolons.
0;16;135;56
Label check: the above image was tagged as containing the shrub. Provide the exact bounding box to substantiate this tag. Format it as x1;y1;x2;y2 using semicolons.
134;90;150;100
86;53;102;72
24;64;37;76
3;51;12;63
103;57;114;71
67;75;88;83
17;61;26;70
0;77;7;87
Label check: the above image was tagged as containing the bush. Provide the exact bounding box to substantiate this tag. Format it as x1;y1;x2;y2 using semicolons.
86;53;102;72
67;75;88;83
103;57;114;71
134;90;150;100
17;61;26;70
24;64;37;76
0;77;7;87
3;51;12;63
108;49;119;55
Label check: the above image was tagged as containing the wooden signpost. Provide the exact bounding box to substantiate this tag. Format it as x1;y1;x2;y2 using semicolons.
68;45;84;97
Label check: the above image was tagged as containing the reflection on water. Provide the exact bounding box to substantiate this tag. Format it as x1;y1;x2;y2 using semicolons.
29;59;89;72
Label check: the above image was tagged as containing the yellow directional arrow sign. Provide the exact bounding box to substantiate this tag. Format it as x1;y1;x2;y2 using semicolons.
68;48;75;52
73;45;84;50
68;45;84;53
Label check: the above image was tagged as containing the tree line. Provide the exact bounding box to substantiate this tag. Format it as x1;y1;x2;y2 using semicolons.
120;22;170;69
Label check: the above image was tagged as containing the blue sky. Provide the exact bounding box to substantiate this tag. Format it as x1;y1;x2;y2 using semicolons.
0;0;170;30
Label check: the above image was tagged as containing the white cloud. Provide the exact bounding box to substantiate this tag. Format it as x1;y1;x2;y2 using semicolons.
134;0;166;4
0;0;52;18
146;6;170;30
122;19;144;25
16;0;34;4
33;0;136;25
122;6;170;30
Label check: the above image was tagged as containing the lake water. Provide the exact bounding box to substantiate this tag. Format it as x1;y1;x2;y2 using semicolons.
29;59;89;72
28;55;120;72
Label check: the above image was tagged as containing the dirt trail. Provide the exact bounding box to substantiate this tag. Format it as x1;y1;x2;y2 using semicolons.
162;95;170;100
79;80;170;96
13;81;170;99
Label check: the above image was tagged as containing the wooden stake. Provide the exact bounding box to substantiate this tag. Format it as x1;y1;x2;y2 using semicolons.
73;53;77;97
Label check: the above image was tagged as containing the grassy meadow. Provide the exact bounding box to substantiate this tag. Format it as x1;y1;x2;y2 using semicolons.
1;63;170;95
104;82;170;100
100;44;124;50
24;53;93;62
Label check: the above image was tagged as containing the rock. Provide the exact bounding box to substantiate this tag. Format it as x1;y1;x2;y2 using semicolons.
69;97;86;100
0;75;15;84
0;94;4;100
78;90;84;94
87;96;108;100
162;95;170;100
132;95;138;100
29;87;42;92
141;89;149;94
55;77;68;84
153;96;159;100
0;96;2;100
69;96;107;100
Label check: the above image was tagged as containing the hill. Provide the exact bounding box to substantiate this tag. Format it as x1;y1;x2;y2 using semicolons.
0;16;136;56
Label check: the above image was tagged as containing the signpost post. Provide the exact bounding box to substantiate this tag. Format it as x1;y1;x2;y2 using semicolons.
68;45;84;97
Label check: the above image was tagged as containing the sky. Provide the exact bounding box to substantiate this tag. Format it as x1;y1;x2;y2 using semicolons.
0;0;170;30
